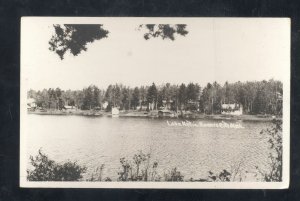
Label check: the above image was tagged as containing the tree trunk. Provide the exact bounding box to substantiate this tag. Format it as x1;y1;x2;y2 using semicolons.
180;104;183;116
211;98;214;115
129;99;131;111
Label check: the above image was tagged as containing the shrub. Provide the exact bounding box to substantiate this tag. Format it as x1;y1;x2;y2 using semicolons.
164;168;184;182
191;170;231;182
118;150;160;181
87;164;105;181
118;157;132;181
27;149;86;181
256;119;282;181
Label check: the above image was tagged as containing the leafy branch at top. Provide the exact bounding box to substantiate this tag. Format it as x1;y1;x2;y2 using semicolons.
49;24;109;60
138;24;189;41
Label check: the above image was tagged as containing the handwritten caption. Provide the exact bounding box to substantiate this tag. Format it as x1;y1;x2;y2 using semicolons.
167;120;245;129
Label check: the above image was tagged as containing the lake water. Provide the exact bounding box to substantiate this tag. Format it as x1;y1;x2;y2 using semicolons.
26;114;272;181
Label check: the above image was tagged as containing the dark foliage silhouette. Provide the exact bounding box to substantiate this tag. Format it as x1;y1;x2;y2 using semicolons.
27;149;86;181
139;24;188;41
164;167;184;181
256;119;282;181
49;24;109;59
118;151;160;181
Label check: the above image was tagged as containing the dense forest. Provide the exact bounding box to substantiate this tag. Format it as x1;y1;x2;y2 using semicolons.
27;79;283;115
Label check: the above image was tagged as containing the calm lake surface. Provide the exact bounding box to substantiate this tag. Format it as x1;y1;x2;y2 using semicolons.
26;114;272;181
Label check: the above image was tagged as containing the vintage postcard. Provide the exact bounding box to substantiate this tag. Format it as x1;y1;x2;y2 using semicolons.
20;17;290;188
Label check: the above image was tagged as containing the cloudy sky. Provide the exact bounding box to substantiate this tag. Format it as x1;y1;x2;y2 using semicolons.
21;18;290;90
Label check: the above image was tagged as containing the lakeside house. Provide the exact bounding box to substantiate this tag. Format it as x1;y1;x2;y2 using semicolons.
136;105;148;110
158;109;177;117
187;100;200;111
102;101;109;110
161;100;173;110
276;92;283;102
63;105;77;112
221;103;243;115
112;107;120;116
27;98;37;111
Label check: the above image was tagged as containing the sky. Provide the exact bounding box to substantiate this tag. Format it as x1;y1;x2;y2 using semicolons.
21;18;290;91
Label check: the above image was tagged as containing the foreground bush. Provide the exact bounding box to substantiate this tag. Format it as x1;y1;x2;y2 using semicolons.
256;119;282;181
118;151;161;181
86;164;112;182
27;149;86;181
164;168;184;181
117;151;184;182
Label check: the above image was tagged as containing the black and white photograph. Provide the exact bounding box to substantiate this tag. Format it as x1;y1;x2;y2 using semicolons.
20;17;290;188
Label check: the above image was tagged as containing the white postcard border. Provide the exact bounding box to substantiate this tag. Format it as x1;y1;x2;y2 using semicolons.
20;17;290;189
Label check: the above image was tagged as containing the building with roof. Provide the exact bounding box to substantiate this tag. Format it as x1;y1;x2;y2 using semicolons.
221;103;243;115
27;98;37;111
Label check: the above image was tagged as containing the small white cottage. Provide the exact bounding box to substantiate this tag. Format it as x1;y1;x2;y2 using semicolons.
27;98;37;110
221;103;243;115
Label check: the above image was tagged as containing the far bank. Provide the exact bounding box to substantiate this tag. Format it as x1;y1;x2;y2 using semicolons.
27;109;281;122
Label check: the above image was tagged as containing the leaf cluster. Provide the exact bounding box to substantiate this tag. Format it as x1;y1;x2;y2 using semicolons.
139;24;188;41
49;24;109;59
27;149;86;181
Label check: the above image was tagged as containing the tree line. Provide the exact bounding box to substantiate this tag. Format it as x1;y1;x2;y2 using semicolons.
27;79;282;115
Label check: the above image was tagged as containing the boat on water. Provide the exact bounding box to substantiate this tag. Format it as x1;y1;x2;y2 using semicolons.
112;107;119;117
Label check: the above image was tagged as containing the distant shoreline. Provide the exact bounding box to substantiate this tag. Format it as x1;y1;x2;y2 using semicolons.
27;110;281;122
